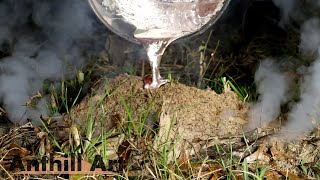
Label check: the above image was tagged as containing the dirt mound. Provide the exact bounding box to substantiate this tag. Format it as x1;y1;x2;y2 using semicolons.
64;75;319;178
70;74;247;138
0;75;319;179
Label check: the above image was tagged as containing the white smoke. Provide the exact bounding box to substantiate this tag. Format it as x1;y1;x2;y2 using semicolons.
283;59;320;136
0;0;102;125
280;18;320;137
272;0;297;24
247;59;289;130
248;1;320;138
299;18;320;58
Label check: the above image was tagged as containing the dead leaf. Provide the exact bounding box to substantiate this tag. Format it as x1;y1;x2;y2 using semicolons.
104;177;116;180
37;132;48;139
34;127;40;133
264;170;282;180
208;164;225;180
193;163;224;179
279;170;302;180
155;98;175;163
157;98;172;144
270;142;289;161
245;144;270;164
178;148;189;173
70;124;80;152
8;144;30;157
168;164;176;180
118;140;131;169
26;91;42;107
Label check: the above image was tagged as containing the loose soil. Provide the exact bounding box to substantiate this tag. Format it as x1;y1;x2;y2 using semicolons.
66;74;319;178
69;74;248;142
0;75;319;179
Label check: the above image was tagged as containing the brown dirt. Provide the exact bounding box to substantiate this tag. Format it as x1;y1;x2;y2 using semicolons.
68;74;248;140
65;74;320;178
0;75;319;179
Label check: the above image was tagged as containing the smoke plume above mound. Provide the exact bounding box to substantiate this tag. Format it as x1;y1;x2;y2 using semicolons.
0;0;102;125
248;59;289;130
281;18;320;137
249;1;320;138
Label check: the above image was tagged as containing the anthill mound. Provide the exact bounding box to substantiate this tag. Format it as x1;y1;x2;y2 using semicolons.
69;74;248;143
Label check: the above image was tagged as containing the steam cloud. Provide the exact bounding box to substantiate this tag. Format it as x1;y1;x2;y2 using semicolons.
247;59;289;130
0;0;102;125
282;18;320;137
272;0;297;24
249;1;320;138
